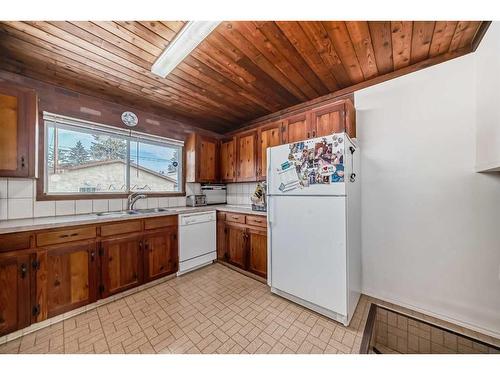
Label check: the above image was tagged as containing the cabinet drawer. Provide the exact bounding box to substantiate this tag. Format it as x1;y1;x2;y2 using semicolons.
245;215;267;228
144;215;178;230
225;213;246;224
100;220;142;237
0;232;32;252
36;226;96;247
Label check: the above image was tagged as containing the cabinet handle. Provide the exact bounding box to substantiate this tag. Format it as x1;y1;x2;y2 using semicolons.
312;130;316;137
20;263;27;279
307;132;310;138
21;156;25;169
54;279;60;287
0;316;5;324
90;251;96;262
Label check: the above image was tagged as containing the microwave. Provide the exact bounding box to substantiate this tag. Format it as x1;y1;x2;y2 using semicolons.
200;184;227;205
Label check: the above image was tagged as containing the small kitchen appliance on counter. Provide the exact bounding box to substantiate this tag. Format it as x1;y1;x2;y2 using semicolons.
251;182;267;212
186;194;207;207
201;184;227;205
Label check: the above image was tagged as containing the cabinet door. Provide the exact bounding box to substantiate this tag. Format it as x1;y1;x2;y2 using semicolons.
0;253;30;336
309;102;345;138
283;113;309;143
144;228;178;281
199;137;218;182
236;132;257;182
100;234;143;298
257;121;282;180
247;227;267;278
35;241;97;321
216;214;227;260
226;224;247;269
0;83;36;177
220;139;236;182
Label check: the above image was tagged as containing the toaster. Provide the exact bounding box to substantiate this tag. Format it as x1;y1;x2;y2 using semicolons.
186;194;207;207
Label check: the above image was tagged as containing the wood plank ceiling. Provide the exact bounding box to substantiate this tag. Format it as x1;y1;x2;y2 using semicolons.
0;21;487;133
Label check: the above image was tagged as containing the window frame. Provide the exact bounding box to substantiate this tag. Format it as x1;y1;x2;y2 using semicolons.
36;112;186;201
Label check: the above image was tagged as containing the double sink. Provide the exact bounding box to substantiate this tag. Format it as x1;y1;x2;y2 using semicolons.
95;207;173;217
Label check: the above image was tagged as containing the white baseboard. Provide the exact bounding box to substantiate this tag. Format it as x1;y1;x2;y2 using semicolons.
362;288;500;340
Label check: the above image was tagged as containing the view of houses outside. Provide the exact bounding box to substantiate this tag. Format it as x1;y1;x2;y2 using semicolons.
46;125;180;193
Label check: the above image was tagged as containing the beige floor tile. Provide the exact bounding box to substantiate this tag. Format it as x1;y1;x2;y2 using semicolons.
1;264;374;355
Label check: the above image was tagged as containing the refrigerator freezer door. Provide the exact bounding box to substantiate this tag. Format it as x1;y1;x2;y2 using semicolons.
269;195;347;316
267;136;347;196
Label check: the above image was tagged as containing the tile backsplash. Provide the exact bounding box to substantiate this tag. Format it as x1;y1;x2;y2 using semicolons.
226;183;259;206
0;178;198;220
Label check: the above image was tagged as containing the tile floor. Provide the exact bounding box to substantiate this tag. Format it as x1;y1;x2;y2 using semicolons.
0;263;370;354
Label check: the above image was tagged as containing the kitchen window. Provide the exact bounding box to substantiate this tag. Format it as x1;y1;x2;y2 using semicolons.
42;112;183;197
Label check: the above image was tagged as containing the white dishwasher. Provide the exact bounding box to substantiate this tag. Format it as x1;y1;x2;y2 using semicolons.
178;211;217;275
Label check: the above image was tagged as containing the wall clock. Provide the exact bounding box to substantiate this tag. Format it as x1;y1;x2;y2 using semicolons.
121;111;138;127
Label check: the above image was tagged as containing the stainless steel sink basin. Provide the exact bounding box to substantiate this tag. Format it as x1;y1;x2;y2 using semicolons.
133;208;171;213
95;210;139;217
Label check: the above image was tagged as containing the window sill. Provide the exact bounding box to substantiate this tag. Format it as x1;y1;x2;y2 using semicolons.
35;192;186;201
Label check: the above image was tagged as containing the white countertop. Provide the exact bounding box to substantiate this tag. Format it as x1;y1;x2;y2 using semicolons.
0;204;267;234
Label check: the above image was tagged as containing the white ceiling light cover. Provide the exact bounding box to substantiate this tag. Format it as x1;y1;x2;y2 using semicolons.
151;21;221;78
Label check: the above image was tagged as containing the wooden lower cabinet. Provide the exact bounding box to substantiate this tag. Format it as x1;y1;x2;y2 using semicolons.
247;227;267;278
226;224;247;269
216;213;227;260
143;228;178;281
218;214;268;279
0;253;31;336
0;217;181;336
100;234;143;298
35;240;97;321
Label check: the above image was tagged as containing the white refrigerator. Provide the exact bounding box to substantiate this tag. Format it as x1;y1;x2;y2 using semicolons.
266;132;361;326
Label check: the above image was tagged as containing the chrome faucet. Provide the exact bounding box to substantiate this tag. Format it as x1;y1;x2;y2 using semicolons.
127;192;147;210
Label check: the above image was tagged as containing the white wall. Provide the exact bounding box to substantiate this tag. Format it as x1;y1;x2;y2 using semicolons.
355;50;500;337
475;22;500;172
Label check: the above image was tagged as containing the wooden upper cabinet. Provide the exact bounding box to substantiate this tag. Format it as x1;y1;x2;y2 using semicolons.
257;121;282;181
282;113;309;144
143;227;178;282
309;99;356;139
100;233;143;298
309;102;344;138
0;82;37;178
35;240;97;321
0;253;31;336
185;133;219;183
236;131;257;182
220;138;236;182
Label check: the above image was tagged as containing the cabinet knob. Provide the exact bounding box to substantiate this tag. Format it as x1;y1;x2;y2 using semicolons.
21;156;25;169
20;263;27;279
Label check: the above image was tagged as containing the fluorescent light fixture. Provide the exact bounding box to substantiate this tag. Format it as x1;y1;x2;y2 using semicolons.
151;21;221;78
